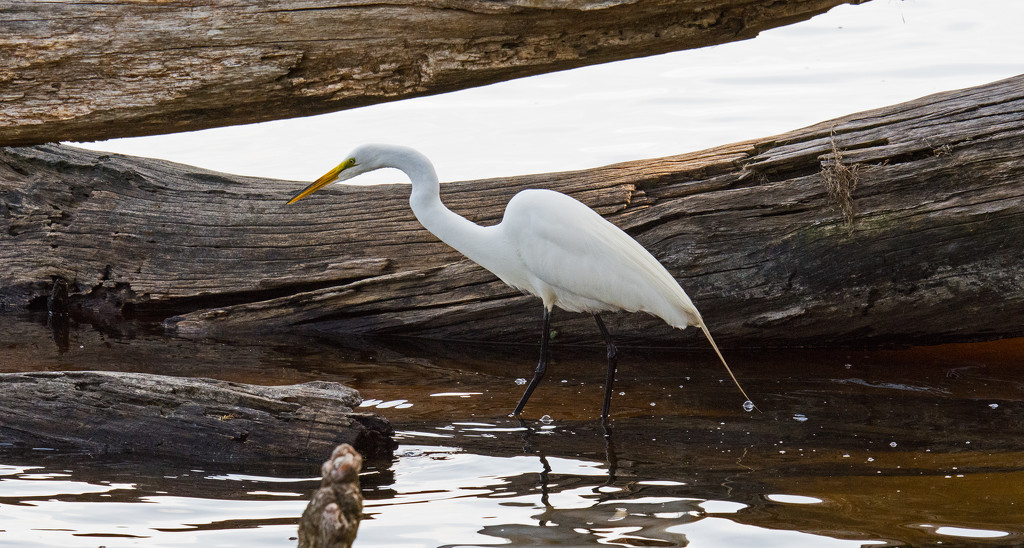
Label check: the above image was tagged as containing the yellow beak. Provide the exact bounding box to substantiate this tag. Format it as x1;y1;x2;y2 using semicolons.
287;162;347;205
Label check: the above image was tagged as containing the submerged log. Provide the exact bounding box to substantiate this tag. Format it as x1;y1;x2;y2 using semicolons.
0;0;862;146
0;371;396;463
1;75;1023;346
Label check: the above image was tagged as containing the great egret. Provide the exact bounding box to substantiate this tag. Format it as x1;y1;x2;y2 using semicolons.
288;144;753;418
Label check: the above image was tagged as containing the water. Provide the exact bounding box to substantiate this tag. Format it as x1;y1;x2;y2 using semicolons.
2;316;1023;547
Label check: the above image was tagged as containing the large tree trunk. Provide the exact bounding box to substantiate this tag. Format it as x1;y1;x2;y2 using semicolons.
2;74;1022;347
0;0;864;146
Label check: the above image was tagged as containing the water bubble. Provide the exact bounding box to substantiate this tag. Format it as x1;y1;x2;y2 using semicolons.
514;378;527;385
867;457;875;462
539;415;554;424
844;363;852;369
619;391;625;396
742;400;755;412
989;403;999;409
793;414;808;422
890;442;898;448
650;402;656;407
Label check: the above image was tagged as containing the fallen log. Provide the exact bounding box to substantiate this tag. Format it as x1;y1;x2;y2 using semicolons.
0;0;863;146
0;371;396;463
1;74;1023;346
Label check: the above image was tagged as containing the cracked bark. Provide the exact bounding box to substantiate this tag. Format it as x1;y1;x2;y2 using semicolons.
0;0;865;146
2;74;1023;346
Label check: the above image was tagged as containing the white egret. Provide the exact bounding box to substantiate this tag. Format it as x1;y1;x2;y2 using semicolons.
288;144;753;418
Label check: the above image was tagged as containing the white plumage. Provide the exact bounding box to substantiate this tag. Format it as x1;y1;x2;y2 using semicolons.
502;188;701;326
288;144;752;417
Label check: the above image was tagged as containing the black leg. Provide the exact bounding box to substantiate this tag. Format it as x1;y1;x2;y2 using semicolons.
594;314;618;420
513;307;552;416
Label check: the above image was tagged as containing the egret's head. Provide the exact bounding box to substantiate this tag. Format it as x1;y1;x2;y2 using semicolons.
286;145;379;205
287;144;429;205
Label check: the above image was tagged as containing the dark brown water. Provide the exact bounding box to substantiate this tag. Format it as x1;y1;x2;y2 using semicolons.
2;316;1023;547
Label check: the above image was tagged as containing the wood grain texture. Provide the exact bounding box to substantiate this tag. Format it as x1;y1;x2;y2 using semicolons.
2;74;1023;346
0;0;863;146
0;371;396;462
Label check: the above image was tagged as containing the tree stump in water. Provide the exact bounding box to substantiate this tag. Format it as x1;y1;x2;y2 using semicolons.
299;444;364;548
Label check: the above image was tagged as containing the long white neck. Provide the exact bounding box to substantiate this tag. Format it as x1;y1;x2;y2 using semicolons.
389;149;496;265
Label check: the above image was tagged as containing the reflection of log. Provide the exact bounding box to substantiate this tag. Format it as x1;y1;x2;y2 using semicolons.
299;444;363;548
2;74;1023;346
0;0;861;146
0;371;396;463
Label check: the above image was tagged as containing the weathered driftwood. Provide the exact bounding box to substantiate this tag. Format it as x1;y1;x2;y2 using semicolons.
0;0;863;146
2;74;1023;346
0;371;396;462
299;444;363;548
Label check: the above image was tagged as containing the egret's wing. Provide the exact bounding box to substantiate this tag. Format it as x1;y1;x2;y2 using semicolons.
502;189;700;326
500;189;753;406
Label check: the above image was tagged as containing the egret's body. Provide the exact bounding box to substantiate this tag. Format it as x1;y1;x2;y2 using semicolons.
288;144;752;418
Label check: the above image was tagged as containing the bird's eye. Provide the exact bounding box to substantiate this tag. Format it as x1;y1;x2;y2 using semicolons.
346;158;357;167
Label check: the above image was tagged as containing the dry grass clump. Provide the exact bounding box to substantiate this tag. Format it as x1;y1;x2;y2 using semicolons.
821;128;860;229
